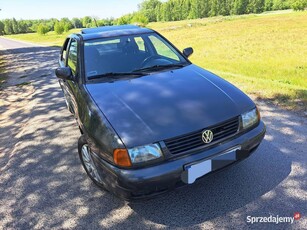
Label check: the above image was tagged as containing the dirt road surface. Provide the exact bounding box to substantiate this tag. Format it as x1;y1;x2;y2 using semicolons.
0;37;306;229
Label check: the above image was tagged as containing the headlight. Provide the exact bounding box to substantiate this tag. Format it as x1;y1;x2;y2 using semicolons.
128;144;163;164
241;108;259;129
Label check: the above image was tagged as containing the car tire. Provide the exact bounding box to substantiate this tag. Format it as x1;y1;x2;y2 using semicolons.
78;135;104;188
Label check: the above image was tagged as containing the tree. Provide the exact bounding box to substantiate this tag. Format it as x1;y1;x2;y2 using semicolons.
189;0;203;18
104;18;115;26
37;23;49;35
218;0;231;15
72;18;82;28
272;0;289;10
160;2;172;21
116;14;133;25
12;18;20;34
54;21;64;34
264;0;274;10
139;0;162;22
45;18;57;31
232;0;248;14
3;20;13;35
82;16;92;27
210;0;221;16
0;21;4;35
59;18;73;32
18;20;29;33
131;12;149;26
181;0;192;19
63;23;71;32
290;0;307;10
247;0;265;13
169;0;183;21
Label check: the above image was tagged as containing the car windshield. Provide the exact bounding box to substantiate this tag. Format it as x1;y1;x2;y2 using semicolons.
84;33;189;80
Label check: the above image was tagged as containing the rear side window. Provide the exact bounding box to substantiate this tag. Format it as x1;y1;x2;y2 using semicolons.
67;39;78;75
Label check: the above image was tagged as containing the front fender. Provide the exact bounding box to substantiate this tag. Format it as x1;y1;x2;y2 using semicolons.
78;85;125;164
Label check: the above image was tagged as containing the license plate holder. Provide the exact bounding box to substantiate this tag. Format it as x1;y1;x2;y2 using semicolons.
181;146;241;184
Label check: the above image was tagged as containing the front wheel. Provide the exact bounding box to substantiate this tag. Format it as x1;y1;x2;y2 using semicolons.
78;135;104;187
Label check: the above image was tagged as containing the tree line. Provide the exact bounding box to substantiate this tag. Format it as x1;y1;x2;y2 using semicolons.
0;17;114;35
124;0;306;22
0;0;305;35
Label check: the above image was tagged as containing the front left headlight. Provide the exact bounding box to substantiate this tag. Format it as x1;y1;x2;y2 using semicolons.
128;144;163;164
241;108;259;129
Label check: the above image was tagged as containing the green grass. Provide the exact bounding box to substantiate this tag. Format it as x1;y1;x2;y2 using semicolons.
5;29;81;46
148;11;307;111
5;10;307;110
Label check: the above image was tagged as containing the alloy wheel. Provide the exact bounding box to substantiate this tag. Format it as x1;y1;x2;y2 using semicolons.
81;144;102;183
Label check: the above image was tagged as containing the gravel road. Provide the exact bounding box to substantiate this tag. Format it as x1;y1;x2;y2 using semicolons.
0;37;306;229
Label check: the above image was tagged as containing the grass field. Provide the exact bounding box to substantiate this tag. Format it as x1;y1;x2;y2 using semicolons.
4;11;307;111
5;29;81;46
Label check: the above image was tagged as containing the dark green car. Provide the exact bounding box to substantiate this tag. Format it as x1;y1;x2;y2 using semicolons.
55;25;266;200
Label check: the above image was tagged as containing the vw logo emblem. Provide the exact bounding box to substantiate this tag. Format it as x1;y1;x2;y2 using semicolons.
202;130;214;144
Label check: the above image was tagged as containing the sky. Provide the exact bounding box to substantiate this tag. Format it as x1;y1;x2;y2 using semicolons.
0;0;145;20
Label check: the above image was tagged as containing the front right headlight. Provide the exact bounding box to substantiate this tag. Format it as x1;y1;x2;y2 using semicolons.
241;108;259;129
128;144;163;164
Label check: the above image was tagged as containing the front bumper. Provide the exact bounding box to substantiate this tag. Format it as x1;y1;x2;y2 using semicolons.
92;121;266;200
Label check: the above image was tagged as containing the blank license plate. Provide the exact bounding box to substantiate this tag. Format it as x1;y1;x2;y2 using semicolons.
181;146;241;184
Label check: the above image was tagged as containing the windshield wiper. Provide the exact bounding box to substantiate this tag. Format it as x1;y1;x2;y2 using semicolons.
133;63;187;72
88;72;146;80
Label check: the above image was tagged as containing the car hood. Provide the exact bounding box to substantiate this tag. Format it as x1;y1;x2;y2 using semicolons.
86;64;255;148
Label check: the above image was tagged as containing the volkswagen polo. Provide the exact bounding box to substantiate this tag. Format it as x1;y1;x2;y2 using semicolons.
55;25;266;200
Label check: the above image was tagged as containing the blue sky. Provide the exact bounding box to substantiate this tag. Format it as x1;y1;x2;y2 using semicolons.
0;0;145;20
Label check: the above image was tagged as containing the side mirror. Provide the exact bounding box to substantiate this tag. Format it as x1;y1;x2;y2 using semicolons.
55;67;73;80
183;47;193;58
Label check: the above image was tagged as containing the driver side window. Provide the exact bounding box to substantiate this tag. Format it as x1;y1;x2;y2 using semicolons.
148;35;179;61
67;39;78;76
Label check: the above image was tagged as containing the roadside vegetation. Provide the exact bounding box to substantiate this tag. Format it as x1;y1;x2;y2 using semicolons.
150;11;307;111
1;0;306;36
4;29;80;46
3;10;307;111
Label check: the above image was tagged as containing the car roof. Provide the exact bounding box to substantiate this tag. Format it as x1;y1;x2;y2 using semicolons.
78;25;154;41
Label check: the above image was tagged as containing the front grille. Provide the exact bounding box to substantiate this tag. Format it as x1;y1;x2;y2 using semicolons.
164;117;239;155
